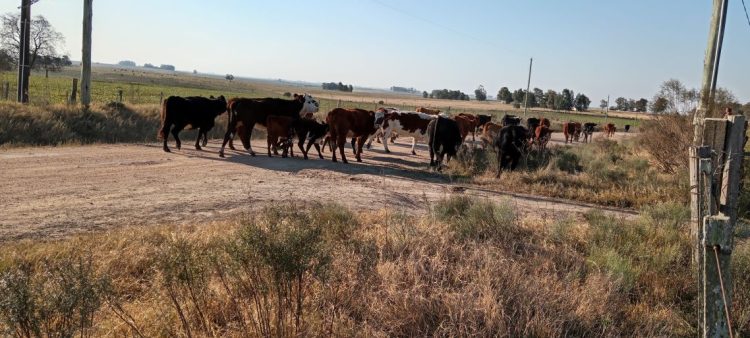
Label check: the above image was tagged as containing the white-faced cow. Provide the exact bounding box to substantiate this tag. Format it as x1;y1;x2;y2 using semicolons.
218;93;319;157
366;108;436;155
158;95;227;152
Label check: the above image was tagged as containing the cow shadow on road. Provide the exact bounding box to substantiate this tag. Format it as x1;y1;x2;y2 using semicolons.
182;142;450;185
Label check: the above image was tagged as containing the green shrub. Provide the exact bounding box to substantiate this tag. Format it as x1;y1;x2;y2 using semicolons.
433;196;518;242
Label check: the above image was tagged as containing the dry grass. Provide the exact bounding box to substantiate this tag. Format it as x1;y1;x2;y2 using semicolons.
448;137;688;209
2;198;746;337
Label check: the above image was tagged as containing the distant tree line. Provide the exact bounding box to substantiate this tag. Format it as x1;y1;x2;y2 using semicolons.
429;89;470;101
496;86;590;111
142;63;175;71
390;86;418;94
118;60;136;67
322;82;353;92
605;97;649;112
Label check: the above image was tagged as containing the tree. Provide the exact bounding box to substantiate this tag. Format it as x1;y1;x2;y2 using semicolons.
160;64;175;71
0;49;13;71
559;89;574;110
474;85;487;101
497;87;512;104
0;13;65;71
422;91;428;98
599;99;608;110
524;91;537;108
546;90;558;109
225;74;234;82
650;96;669;113
533;88;545;108
635;98;648;112
615;97;628;111
512;88;525;104
118;60;136;67
574;93;591;111
37;54;70;72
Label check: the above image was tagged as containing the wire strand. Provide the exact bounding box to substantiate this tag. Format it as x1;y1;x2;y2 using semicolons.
743;0;750;31
713;245;734;338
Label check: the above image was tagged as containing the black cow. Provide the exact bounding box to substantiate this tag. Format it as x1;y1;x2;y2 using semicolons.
158;95;227;152
624;124;631;132
582;122;597;143
501;114;521;127
291;119;329;160
494;125;529;176
219;93;319;157
476;114;493;131
427;116;462;170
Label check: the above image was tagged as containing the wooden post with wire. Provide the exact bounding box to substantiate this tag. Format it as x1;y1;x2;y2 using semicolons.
689;0;742;337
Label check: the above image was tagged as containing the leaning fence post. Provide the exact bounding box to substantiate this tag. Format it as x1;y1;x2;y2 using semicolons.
69;78;78;104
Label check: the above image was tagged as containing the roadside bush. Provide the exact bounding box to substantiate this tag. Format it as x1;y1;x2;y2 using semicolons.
433;195;519;242
0;254;110;338
639;114;692;174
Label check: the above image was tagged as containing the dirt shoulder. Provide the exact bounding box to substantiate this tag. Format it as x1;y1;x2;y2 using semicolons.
0;132;636;241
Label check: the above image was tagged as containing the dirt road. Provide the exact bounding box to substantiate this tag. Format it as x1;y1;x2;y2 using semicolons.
0;132;636;241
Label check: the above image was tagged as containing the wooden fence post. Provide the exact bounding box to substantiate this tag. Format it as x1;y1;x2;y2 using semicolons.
118;90;123;103
2;82;8;100
693;115;746;337
69;78;78;104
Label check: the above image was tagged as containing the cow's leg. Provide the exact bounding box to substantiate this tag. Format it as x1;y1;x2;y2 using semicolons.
382;129;392;153
355;136;366;162
410;137;417;155
496;151;503;177
266;135;273;157
428;144;435;167
298;138;308;160
350;137;357;155
243;123;257;156
219;130;233;158
171;124;185;150
366;131;378;149
194;128;204;150
160;122;172;152
336;134;348;164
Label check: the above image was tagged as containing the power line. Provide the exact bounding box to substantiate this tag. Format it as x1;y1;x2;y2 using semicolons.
742;0;750;30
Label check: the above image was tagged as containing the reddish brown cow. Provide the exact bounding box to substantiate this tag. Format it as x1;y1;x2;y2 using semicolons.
563;122;582;143
326;108;385;163
540;118;551;128
453;115;477;142
534;125;552;151
416;107;441;115
604;123;616;137
265;116;295;157
480;122;502;149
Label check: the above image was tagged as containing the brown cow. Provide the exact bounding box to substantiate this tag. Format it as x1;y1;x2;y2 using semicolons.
454;115;477;143
563;122;582;143
480;122;502;150
534;125;552;151
265;115;295;157
416;107;441;115
604;123;616;137
326;108;385;163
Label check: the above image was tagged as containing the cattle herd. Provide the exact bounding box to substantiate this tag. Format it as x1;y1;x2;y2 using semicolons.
158;94;627;176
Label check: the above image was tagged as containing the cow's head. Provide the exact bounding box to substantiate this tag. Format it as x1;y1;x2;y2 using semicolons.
295;93;319;117
373;110;386;129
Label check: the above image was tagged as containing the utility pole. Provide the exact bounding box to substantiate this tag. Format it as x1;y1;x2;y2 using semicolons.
690;1;739;337
80;0;93;107
16;0;31;103
523;57;533;118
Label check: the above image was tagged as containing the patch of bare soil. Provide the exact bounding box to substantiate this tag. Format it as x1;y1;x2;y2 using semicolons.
0;132;636;241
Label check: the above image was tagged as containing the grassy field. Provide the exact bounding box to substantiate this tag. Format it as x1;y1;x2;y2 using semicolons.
1;66;643;128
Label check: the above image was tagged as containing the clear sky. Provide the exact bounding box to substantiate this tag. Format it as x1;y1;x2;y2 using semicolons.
1;0;748;103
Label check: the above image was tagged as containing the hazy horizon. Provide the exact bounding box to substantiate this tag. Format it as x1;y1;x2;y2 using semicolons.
1;0;748;103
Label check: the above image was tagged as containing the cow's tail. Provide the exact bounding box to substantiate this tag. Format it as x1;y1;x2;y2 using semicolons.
225;99;236;135
157;98;168;140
